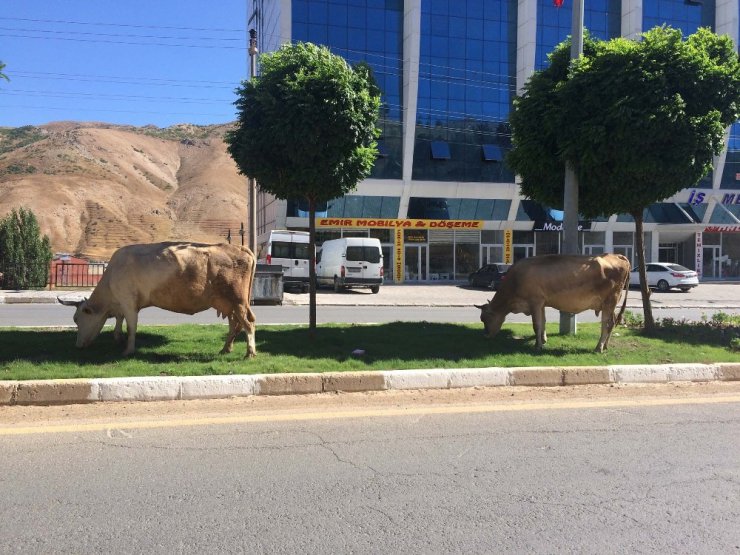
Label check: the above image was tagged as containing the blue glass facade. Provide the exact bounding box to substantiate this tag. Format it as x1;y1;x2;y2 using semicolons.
535;0;621;70
721;124;740;189
292;0;403;180
412;0;517;182
643;0;715;35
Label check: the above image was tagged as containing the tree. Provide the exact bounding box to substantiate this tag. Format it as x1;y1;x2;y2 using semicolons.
0;59;8;81
0;208;53;289
508;27;740;331
226;42;381;335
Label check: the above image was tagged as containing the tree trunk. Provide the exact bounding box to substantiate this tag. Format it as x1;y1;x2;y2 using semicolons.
308;198;317;339
632;210;655;332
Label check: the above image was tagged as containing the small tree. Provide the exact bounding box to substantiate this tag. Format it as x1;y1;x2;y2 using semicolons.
508;27;740;331
0;208;53;289
226;42;381;335
0;60;8;81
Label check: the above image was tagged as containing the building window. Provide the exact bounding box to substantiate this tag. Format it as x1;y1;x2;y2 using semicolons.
482;144;503;162
430;141;451;160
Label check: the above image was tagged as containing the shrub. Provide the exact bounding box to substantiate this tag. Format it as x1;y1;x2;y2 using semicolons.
0;208;53;289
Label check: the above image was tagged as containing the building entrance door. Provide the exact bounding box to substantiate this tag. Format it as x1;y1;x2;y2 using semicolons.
481;245;503;265
703;246;721;278
513;244;534;262
381;245;393;282
404;244;428;281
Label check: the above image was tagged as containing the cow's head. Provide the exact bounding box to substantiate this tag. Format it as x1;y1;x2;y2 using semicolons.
475;300;507;339
58;297;107;348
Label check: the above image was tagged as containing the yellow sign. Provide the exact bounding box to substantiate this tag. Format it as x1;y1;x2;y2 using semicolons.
316;218;483;229
504;229;513;264
395;228;403;283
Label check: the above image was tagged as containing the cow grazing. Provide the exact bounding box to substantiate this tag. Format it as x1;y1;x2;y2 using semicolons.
475;253;630;352
59;242;257;357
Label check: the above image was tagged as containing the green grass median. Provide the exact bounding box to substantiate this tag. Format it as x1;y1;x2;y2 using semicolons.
1;320;739;381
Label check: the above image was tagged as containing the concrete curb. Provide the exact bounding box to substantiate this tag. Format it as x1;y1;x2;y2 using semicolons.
1;362;738;406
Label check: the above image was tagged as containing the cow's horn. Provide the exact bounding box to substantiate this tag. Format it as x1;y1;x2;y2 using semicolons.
58;297;83;307
474;303;487;309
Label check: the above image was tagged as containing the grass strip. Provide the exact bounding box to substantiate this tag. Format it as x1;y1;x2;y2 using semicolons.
0;322;738;381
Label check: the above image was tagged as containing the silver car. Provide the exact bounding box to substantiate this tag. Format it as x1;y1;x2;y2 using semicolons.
629;262;699;292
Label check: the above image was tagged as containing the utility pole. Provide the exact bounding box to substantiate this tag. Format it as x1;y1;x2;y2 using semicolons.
559;0;584;335
248;28;258;255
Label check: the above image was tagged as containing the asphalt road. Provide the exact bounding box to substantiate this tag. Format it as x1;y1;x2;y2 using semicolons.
0;302;734;328
1;384;738;553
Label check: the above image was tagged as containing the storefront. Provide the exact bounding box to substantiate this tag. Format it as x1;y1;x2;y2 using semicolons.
316;217;484;283
697;226;740;279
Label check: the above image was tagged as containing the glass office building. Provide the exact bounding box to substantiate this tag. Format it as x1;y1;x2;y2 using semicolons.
251;0;740;282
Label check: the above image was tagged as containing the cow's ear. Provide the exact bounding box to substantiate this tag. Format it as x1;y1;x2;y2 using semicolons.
474;303;487;310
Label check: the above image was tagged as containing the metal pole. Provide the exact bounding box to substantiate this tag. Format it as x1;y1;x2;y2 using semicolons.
559;0;584;335
248;28;258;255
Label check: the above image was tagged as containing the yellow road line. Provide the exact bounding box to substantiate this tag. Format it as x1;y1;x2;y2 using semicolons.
2;395;739;436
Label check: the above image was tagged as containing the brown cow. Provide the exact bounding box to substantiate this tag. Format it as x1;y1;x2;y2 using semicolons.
59;242;257;357
476;253;630;352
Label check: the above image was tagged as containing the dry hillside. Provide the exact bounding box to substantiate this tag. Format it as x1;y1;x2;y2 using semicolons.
0;122;248;260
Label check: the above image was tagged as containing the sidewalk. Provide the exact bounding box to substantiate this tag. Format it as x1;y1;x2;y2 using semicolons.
2;282;740;310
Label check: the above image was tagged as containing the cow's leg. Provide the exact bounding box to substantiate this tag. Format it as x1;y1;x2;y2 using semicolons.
113;315;124;343
122;309;138;356
220;314;242;354
233;305;257;358
596;304;615;353
540;306;548;345
531;304;546;349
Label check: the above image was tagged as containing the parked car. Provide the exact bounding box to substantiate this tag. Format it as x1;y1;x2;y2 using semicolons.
468;263;511;290
629;262;699;292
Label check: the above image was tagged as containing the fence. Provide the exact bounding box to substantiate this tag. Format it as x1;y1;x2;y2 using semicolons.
51;262;107;288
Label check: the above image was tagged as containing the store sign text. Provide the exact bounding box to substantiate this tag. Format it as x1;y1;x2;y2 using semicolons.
704;225;740;233
687;190;740;206
317;218;483;229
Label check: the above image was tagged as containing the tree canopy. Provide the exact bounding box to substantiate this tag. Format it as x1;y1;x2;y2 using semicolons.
508;26;740;218
0;60;8;82
507;26;740;330
225;41;381;335
0;208;53;289
226;42;381;204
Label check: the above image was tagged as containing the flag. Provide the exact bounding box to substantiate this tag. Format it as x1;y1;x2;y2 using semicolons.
553;0;564;6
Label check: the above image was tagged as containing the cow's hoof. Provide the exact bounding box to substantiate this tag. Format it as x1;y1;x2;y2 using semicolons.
220;347;233;355
245;352;256;359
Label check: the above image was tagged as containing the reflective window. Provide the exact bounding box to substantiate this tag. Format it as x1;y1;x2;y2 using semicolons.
710;203;740;224
643;0;715;36
721;123;740;189
430;141;452;160
292;0;403;179
287;195;400;218
413;0;517;182
535;0;621;70
407;197;510;221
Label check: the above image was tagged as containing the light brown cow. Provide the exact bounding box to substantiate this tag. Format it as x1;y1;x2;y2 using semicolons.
476;253;630;352
59;242;257;357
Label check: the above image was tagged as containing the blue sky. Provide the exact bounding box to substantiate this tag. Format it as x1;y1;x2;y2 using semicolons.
0;0;250;128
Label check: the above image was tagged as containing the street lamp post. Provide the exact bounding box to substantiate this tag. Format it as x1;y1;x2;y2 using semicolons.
248;28;259;255
559;0;584;335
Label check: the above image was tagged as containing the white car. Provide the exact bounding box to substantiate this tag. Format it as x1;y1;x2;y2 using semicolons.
629;262;699;292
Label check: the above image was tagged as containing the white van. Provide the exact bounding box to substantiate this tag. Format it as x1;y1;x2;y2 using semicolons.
258;230;311;292
316;237;383;294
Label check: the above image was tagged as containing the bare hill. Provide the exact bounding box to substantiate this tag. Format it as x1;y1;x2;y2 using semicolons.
0;122;248;260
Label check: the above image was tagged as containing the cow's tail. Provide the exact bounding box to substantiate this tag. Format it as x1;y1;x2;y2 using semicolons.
614;273;629;326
